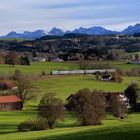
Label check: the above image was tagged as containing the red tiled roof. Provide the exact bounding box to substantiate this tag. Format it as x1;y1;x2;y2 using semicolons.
0;95;21;103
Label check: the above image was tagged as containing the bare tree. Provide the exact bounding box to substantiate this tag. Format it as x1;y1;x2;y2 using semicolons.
16;75;36;110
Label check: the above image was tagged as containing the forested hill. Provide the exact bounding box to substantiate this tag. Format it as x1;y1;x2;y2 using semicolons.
0;34;140;61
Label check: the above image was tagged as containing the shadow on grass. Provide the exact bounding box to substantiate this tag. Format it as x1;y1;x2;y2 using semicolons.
0;111;36;117
33;124;140;140
0;124;17;134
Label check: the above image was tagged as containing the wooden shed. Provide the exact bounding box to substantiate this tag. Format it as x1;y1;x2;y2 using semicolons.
0;95;21;111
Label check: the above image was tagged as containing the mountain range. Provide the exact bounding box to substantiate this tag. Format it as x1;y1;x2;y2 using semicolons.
0;24;140;39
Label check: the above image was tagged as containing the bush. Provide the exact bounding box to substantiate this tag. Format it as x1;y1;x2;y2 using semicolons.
41;70;46;76
18;117;48;132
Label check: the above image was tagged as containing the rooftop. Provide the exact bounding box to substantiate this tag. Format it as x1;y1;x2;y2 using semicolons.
0;95;21;103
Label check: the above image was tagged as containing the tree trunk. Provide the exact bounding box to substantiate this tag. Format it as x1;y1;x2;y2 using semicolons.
20;102;24;110
48;121;55;129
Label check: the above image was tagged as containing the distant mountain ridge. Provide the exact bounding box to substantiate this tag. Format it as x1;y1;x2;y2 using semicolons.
0;30;47;39
0;24;140;39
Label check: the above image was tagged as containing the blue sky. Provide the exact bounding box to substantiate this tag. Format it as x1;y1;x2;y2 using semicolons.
0;0;139;34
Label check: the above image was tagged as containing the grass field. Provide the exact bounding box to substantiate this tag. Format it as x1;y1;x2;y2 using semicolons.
34;75;140;102
0;111;140;140
127;51;140;55
0;61;140;140
0;62;79;75
0;61;139;75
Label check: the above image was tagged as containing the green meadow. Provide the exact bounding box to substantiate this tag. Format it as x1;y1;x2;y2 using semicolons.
0;111;140;140
127;51;140;55
0;62;79;75
0;61;139;75
0;61;140;140
34;75;140;102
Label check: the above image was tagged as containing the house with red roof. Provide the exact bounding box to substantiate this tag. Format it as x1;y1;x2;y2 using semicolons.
0;95;21;111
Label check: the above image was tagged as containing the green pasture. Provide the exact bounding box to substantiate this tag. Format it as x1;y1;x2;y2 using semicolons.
0;61;139;75
0;61;140;140
0;111;140;140
0;62;79;75
126;51;140;55
34;75;140;103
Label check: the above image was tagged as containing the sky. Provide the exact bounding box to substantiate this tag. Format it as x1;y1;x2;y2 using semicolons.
0;0;139;35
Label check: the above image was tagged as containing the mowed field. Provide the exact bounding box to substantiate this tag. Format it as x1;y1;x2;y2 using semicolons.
0;62;79;74
0;60;140;75
0;61;140;140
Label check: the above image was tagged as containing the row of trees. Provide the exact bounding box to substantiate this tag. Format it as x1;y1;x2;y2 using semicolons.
79;61;140;77
0;51;30;66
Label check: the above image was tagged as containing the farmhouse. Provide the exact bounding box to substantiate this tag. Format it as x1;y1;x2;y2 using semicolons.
66;92;123;101
101;74;112;81
0;80;17;90
32;57;47;62
0;95;21;111
66;92;129;111
51;58;64;62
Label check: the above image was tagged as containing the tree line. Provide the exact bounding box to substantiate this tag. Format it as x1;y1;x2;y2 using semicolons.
0;35;140;61
0;51;30;66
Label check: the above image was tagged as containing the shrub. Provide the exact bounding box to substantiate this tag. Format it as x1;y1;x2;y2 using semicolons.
18;117;48;132
41;70;46;76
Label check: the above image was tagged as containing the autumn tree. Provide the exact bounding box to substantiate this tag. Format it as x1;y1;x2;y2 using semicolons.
112;72;123;83
38;93;64;129
0;54;5;64
67;89;107;126
110;94;129;119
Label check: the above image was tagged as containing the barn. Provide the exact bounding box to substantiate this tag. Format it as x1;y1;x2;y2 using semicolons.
0;95;21;111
